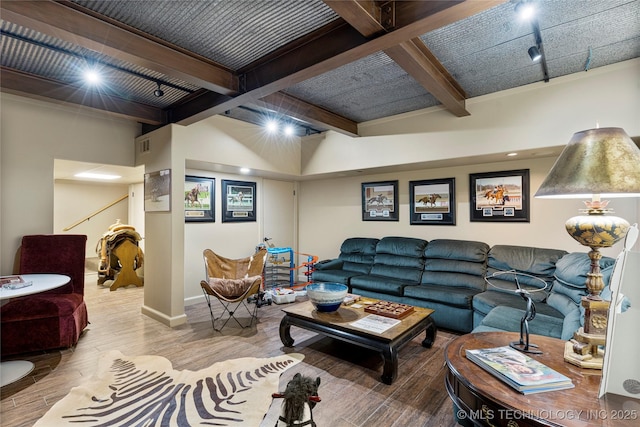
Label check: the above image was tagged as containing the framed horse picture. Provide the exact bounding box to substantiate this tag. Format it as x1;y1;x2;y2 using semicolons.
361;180;398;221
469;169;530;222
222;179;256;222
409;178;456;225
184;175;214;222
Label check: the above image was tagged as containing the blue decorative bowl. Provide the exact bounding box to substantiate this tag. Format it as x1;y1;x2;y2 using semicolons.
306;283;348;312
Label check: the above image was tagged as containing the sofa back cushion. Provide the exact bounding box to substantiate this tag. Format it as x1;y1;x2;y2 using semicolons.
369;237;428;283
551;252;616;304
485;245;568;302
339;237;379;273
422;239;489;291
19;234;87;295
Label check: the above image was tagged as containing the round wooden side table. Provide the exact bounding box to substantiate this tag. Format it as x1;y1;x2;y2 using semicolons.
445;332;639;427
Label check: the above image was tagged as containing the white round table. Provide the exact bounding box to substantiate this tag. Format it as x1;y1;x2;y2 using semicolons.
0;274;70;387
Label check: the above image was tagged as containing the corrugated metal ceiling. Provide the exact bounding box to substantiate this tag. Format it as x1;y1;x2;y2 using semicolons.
0;0;638;135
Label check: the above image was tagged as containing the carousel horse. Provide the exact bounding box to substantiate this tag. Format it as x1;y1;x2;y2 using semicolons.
272;373;321;427
96;219;144;291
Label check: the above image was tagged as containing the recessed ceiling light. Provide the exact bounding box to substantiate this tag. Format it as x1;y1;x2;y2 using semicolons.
507;152;518;157
83;69;102;85
284;125;295;136
75;172;121;180
265;120;278;133
240;167;251;174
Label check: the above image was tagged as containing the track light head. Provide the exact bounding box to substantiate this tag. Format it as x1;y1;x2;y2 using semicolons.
528;46;541;62
153;82;164;97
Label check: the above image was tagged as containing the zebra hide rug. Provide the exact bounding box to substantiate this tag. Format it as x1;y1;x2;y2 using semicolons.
34;350;304;427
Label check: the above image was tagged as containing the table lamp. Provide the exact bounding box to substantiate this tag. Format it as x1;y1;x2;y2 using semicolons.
535;127;640;369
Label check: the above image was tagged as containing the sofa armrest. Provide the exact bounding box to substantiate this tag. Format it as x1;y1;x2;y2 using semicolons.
314;259;344;270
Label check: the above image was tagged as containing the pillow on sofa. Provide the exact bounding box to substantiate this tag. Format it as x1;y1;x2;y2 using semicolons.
552;252;616;304
208;276;260;298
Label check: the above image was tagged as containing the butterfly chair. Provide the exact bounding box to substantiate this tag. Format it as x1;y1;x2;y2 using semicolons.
200;248;268;331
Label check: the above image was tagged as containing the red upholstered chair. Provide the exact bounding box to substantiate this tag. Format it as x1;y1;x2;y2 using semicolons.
1;234;89;356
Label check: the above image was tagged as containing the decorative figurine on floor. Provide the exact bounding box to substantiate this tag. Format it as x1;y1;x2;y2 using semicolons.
272;373;321;427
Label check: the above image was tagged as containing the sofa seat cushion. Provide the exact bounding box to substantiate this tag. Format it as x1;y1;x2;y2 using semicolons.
473;290;563;319
474;305;564;339
404;284;478;309
312;269;362;285
208;276;260;298
349;275;406;296
0;293;84;322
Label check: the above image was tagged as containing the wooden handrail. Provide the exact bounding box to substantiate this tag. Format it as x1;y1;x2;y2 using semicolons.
63;194;128;231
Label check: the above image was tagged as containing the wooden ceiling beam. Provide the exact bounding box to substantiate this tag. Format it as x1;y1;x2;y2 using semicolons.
1;0;359;136
256;92;359;136
196;0;502;122
0;67;165;124
324;0;469;117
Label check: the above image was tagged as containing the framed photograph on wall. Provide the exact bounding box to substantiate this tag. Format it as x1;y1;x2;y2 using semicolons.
361;180;398;221
222;179;256;222
184;176;215;222
469;169;530;222
409;178;456;225
144;169;171;212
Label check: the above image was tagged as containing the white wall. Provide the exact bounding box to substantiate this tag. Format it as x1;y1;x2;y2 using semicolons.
303;60;640;175
298;157;639;262
54;180;130;257
0;93;140;274
298;59;640;260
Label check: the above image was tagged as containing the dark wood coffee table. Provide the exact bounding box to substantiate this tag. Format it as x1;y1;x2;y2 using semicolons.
445;332;639;427
279;299;436;384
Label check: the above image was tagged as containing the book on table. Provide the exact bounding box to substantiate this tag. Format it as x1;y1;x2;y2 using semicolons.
465;346;574;394
0;275;33;290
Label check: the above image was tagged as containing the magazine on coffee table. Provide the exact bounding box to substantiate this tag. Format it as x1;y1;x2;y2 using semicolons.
465;346;574;394
350;314;401;334
0;275;33;290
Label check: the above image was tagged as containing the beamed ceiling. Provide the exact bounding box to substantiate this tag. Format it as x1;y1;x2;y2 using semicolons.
1;0;639;137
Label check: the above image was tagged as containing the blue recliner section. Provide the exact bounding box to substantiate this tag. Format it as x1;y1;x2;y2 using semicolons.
312;236;615;337
350;236;428;299
473;250;615;340
404;239;489;333
312;237;379;285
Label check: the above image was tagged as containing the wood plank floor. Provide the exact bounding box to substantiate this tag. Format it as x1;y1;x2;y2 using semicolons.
1;270;460;427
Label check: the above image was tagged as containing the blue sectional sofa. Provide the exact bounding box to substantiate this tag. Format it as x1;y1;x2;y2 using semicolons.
312;236;614;339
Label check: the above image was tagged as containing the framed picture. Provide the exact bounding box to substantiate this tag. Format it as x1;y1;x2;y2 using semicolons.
184;176;215;222
361;180;398;221
409;178;456;225
144;169;171;212
469;169;530;222
222;180;256;222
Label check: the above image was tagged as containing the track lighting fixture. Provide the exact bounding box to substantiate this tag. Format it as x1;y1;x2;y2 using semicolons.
153;82;164;97
528;46;541;62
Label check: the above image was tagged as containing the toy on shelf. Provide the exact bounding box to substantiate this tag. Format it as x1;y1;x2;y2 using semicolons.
257;237;317;291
